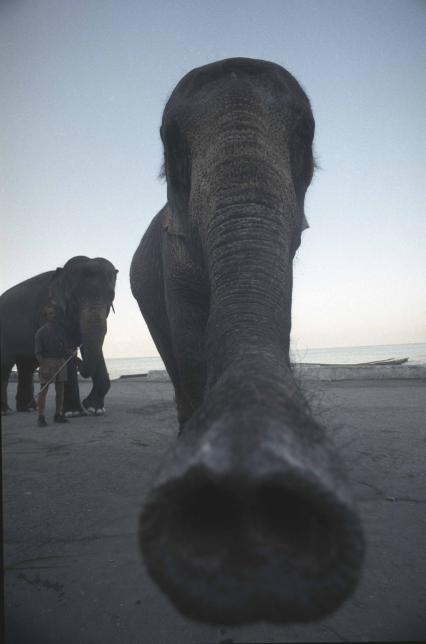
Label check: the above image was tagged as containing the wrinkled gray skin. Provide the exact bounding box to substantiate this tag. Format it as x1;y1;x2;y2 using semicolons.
130;58;364;625
0;256;117;416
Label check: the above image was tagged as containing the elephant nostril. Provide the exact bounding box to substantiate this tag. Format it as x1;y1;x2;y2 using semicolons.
170;482;242;556
253;483;336;574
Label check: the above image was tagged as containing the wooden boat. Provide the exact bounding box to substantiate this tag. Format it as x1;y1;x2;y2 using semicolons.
300;357;409;367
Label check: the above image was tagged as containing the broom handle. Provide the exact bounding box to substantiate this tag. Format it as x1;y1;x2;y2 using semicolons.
37;345;83;395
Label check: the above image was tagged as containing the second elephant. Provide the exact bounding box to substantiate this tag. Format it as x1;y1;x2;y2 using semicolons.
0;255;118;416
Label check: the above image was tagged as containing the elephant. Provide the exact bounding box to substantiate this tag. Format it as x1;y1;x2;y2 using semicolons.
130;58;364;625
0;255;118;416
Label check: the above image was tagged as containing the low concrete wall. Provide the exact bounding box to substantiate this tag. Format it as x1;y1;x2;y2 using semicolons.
293;364;426;380
145;370;172;382
146;365;426;382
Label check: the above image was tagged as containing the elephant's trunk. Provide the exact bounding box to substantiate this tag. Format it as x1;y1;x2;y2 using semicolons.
194;97;296;385
79;305;107;378
205;201;293;386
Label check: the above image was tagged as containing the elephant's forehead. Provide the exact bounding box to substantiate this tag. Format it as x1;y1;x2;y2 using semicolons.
92;257;117;271
63;257;116;272
167;57;311;113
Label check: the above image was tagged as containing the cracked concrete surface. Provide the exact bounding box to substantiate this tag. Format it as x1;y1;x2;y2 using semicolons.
2;377;426;643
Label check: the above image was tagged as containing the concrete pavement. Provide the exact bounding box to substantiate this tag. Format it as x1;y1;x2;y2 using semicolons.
2;376;426;643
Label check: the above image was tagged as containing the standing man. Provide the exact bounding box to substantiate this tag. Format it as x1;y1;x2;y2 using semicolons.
35;304;71;427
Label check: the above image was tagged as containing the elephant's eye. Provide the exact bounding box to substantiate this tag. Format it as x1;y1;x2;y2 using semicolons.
162;115;191;209
293;117;314;147
290;117;314;191
291;148;313;187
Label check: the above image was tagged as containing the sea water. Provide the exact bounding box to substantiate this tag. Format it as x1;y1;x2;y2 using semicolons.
105;342;426;380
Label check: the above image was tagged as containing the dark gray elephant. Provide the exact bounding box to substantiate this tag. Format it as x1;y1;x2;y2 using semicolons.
130;58;364;625
1;255;117;416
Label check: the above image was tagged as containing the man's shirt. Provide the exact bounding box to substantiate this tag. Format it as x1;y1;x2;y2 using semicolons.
34;322;68;359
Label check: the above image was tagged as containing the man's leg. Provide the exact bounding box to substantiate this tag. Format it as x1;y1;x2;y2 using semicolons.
55;381;64;414
37;384;48;426
54;381;69;423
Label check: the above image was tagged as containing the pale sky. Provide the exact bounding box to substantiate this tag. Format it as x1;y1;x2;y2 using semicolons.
1;0;425;358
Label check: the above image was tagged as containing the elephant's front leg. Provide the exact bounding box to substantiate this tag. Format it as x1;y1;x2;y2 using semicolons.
16;357;38;411
142;273;207;425
165;289;208;425
132;215;208;426
163;245;209;425
82;354;110;415
1;357;15;414
63;355;86;416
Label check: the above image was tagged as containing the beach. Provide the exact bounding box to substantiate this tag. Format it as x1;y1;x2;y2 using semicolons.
3;372;426;643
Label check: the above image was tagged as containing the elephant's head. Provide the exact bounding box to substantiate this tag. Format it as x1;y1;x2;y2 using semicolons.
139;59;364;625
48;256;118;377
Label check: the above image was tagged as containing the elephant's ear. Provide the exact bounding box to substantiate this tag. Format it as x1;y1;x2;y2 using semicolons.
161;117;191;216
48;268;68;314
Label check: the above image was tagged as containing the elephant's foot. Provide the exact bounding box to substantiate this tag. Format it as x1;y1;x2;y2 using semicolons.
1;406;15;416
16;405;36;412
20;398;38;412
82;404;106;416
63;400;88;417
64;409;88;418
82;397;106;416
